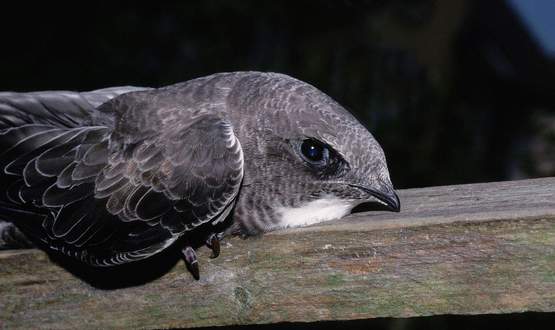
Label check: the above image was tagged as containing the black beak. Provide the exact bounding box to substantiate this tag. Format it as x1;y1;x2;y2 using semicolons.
370;189;401;212
349;184;401;212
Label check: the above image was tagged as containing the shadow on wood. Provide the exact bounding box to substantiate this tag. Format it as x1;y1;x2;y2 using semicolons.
38;244;183;289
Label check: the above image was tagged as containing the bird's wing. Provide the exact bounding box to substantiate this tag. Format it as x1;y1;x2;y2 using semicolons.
0;86;151;129
0;89;244;266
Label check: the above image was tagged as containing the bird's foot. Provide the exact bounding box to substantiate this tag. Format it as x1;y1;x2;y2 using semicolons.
182;246;199;280
206;233;221;258
182;233;223;280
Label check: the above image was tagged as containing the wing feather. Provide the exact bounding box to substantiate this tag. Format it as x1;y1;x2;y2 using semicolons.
1;86;243;267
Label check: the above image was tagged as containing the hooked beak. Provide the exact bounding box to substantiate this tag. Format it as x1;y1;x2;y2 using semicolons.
349;184;401;212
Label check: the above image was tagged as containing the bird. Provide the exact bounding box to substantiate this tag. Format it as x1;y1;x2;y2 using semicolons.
0;72;400;280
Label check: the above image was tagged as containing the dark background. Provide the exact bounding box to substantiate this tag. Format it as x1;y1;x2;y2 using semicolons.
1;1;554;329
1;0;554;190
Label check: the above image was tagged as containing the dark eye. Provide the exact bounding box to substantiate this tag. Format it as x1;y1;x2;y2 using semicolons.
300;139;329;163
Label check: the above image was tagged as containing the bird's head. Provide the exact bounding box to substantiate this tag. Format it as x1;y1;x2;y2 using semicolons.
227;72;399;234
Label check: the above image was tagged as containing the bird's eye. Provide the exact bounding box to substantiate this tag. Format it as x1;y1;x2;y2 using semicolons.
300;139;329;163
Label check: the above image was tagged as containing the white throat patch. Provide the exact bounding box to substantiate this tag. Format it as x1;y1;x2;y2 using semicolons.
275;196;355;229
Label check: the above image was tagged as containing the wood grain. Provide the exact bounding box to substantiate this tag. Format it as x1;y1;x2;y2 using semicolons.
1;177;554;329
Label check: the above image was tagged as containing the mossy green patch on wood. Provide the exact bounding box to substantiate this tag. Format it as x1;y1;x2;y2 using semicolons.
326;274;345;287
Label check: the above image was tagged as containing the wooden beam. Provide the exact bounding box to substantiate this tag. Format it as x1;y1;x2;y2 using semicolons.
1;178;554;329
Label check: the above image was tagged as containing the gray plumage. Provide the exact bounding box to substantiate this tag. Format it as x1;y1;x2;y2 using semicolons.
0;72;399;270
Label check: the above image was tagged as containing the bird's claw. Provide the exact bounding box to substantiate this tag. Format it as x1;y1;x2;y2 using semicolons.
182;246;200;280
206;233;220;258
182;234;222;280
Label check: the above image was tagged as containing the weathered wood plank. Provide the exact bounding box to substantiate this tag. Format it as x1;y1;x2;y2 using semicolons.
1;177;554;329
